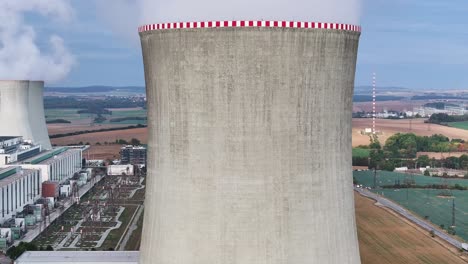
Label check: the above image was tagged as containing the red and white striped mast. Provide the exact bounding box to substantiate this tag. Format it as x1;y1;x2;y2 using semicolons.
372;73;376;134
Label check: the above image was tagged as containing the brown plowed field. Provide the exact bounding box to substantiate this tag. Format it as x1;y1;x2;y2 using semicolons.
48;124;128;135
353;118;468;147
82;145;123;160
50;127;148;146
356;193;467;264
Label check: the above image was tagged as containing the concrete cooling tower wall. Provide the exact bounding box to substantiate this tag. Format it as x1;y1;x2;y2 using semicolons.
139;21;361;264
0;80;51;149
28;81;52;149
0;81;34;141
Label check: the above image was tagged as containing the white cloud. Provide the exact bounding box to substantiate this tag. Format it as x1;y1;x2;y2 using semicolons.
0;0;76;83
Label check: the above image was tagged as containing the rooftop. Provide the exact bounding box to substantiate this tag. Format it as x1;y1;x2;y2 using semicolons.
0;167;36;188
22;147;80;165
0;136;19;142
15;251;139;264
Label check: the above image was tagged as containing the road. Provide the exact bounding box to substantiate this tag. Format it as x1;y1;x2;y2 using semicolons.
355;187;464;249
117;205;144;251
14;175;104;245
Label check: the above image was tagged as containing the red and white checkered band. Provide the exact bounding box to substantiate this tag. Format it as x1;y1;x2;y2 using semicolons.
138;21;361;33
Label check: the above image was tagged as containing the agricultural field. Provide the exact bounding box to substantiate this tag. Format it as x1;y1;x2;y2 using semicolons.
355;193;467;264
45;107;147;126
51;127;148;146
352;118;468;147
354;170;468;242
448;121;468;131
354;170;468;188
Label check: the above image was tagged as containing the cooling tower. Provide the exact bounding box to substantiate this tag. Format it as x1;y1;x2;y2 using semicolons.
0;81;34;141
28;81;52;149
139;21;361;264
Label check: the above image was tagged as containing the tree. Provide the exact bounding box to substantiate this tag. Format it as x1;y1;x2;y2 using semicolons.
424;170;430;176
429;230;435;237
45;245;54;251
6;242;38;260
417;155;430;168
130;138;141;146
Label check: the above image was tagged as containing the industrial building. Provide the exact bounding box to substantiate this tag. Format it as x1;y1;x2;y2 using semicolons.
107;165;135;176
120;145;147;166
21;147;82;183
0;137;41;166
0;167;41;225
0;81;52;150
139;21;361;263
14;251;139;264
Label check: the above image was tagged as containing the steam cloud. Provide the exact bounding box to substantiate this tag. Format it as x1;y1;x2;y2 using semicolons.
97;0;361;43
0;0;75;83
140;0;362;25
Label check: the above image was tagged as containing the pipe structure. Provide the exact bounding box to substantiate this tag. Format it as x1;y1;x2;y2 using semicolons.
28;81;52;149
139;21;361;264
0;81;34;141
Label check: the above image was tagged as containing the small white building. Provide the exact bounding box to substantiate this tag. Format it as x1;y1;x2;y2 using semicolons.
0;228;12;243
107;165;134;176
394;167;408;172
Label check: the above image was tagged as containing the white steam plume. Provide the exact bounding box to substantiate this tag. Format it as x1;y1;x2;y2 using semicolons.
97;0;361;43
140;0;362;25
0;0;75;83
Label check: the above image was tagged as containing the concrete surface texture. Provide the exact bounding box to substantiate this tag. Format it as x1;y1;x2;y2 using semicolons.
28;81;52;149
140;27;361;264
0;80;34;141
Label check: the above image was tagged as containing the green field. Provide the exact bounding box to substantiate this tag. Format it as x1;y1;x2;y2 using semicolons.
45;108;94;121
352;148;370;158
354;170;468;188
354;171;468;242
447;121;468;130
45;108;147;125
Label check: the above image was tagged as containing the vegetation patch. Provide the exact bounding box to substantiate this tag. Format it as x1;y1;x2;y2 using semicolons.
46;119;71;124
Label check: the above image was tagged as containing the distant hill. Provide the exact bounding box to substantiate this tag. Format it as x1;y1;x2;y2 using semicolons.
354;86;410;93
45;86;145;94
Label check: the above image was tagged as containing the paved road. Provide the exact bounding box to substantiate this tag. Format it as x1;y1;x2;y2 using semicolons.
355;187;463;249
118;205;144;251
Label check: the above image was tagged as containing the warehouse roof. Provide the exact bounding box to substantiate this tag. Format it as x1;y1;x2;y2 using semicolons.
0;167;37;188
22;147;80;165
0;136;18;142
15;251;139;263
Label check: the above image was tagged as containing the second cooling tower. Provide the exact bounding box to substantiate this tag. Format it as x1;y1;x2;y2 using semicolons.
0;80;52;149
28;81;52;149
139;21;361;264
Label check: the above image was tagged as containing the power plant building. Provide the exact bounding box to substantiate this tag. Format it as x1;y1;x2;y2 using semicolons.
21;147;82;183
0;167;41;225
120;145;147;166
139;21;361;263
0;80;52;150
0;136;41;165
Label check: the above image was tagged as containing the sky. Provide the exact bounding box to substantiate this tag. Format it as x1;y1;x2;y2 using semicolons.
21;0;468;89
